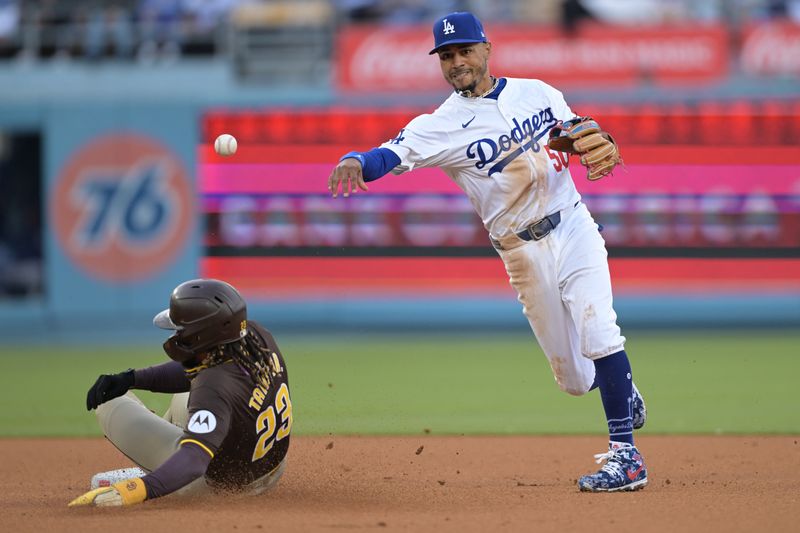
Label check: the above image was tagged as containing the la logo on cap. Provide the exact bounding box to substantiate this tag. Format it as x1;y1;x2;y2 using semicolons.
429;12;488;54
443;18;455;35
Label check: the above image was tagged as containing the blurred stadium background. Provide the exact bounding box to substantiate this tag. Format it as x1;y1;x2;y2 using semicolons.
0;0;798;436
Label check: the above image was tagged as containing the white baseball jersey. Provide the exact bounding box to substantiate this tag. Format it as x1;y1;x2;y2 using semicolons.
380;77;580;240
378;77;625;393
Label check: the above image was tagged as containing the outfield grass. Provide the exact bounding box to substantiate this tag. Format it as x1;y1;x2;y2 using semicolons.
0;330;797;437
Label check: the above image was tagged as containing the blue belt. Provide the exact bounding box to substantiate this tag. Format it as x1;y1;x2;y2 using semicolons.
491;201;579;250
516;211;561;242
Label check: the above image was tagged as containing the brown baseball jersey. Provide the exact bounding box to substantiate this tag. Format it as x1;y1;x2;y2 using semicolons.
181;322;292;490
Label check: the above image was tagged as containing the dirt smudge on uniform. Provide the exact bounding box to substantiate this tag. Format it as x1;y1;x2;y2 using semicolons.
549;356;567;386
500;143;550;223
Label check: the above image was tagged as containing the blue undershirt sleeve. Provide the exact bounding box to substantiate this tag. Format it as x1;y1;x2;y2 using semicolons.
339;147;401;182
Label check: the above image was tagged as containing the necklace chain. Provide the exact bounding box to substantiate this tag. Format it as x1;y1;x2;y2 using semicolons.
478;76;499;98
460;76;498;98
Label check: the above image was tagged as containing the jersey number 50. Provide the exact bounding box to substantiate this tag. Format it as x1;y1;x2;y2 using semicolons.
251;383;293;462
544;146;570;172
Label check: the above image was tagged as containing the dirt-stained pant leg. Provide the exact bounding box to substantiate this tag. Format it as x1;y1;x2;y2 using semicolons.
558;203;626;361
499;215;596;396
96;392;184;471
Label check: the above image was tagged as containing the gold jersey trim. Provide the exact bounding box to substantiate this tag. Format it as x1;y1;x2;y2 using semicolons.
180;438;215;458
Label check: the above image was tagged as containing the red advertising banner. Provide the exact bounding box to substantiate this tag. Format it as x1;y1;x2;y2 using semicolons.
204;101;800;147
741;21;800;76
201;256;800;298
336;23;729;92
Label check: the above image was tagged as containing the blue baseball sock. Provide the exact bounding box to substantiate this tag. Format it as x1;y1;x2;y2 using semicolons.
593;350;634;446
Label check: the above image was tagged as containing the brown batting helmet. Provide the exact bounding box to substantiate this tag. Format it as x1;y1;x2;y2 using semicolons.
154;278;247;363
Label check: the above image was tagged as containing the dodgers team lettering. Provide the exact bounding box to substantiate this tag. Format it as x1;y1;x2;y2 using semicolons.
466;107;557;176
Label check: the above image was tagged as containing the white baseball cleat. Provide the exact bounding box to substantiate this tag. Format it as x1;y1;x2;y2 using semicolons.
90;467;147;489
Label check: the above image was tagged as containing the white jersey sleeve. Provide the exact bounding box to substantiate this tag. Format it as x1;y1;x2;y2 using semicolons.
535;80;574;122
379;113;453;175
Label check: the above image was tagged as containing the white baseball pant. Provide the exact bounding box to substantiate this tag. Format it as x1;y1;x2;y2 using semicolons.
496;202;626;396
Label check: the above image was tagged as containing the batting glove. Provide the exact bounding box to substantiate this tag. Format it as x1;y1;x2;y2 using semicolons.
68;477;147;508
86;369;135;410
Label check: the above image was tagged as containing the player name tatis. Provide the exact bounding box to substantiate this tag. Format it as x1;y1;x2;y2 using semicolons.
248;353;284;411
248;384;270;411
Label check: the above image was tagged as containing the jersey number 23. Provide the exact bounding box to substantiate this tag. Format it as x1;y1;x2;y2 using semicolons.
252;382;293;462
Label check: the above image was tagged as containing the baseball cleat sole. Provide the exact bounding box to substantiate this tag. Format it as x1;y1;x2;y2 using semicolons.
90;467;147;489
579;477;648;492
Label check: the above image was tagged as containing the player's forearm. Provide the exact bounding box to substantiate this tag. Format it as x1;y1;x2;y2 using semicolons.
134;360;191;393
340;147;401;181
141;443;211;499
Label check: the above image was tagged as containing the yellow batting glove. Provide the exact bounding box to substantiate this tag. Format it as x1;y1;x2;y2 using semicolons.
68;478;147;508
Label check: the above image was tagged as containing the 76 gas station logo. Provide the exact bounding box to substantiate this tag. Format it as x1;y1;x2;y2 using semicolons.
75;160;172;247
52;134;193;282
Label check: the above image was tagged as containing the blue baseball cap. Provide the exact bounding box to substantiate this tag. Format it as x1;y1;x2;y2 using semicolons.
429;12;488;55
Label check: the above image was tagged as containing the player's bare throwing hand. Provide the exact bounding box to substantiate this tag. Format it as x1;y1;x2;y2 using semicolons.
329;156;368;198
328;11;647;493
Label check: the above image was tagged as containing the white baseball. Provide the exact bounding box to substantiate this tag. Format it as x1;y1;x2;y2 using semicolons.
214;134;238;156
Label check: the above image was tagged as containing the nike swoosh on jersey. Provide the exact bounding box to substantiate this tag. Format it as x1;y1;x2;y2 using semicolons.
462;116;476;128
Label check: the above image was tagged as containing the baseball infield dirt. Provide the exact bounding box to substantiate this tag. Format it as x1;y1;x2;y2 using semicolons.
2;436;798;532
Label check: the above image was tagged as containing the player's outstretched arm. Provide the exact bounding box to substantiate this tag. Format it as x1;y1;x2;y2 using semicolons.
328;157;369;198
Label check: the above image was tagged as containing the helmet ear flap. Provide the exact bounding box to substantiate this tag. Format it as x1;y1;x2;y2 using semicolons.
163;334;198;363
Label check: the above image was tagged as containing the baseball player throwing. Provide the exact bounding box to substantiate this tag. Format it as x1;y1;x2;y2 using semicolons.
69;279;292;507
328;11;647;492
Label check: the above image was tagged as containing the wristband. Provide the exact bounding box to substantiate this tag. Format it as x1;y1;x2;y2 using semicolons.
339;151;365;167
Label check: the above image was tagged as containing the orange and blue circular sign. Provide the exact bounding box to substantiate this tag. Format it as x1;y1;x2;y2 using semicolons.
51;133;194;282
